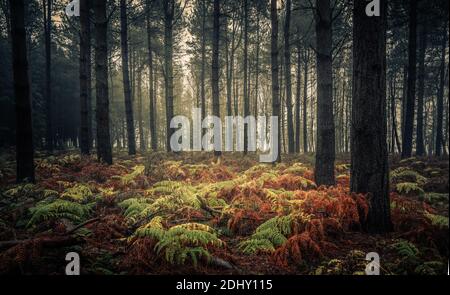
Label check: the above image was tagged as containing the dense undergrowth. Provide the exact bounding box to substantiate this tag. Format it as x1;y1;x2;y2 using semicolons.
0;151;448;275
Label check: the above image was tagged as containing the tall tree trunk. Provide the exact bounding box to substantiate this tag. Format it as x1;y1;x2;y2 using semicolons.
200;0;206;124
212;0;221;157
270;0;281;162
295;43;301;153
120;0;136;155
43;0;53;152
137;68;145;152
390;75;401;154
163;1;174;152
284;0;294;154
435;21;448;156
146;0;157;151
243;0;249;153
401;65;407;143
314;0;335;186
401;0;417;159
351;0;391;234
225;17;232;117
416;23;427;156
303;49;309;153
79;0;91;155
94;0;112;164
254;13;260;118
10;0;35;183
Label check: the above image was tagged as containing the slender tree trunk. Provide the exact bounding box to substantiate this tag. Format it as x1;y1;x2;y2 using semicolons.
146;0;157;151
163;1;174;152
225;17;232;117
200;0;206;124
79;0;90;155
243;0;249;153
295;43;301;153
303;49;309;153
270;0;281;163
255;16;261;118
314;0;335;186
212;0;221;157
444;65;450;155
120;0;136;155
43;0;52;152
137;69;145;152
351;0;391;234
435;21;448;156
94;0;112;164
390;75;401;154
10;0;35;183
401;0;417;159
284;0;294;154
415;23;427;156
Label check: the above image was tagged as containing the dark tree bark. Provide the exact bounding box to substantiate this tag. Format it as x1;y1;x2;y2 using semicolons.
435;21;448;156
314;0;335;186
10;0;35;183
243;0;249;153
270;0;280;163
146;0;157;151
284;0;294;154
416;23;427;156
94;0;112;165
295;43;301;153
401;0;417;159
120;0;136;155
211;0;221;157
79;0;91;155
351;0;391;234
43;0;53;152
163;0;175;152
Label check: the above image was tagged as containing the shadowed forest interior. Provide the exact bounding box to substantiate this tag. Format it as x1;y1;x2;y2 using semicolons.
0;0;448;275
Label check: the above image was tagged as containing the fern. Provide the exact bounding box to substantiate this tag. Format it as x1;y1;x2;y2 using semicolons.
60;184;93;203
238;238;276;254
132;216;166;241
238;213;311;254
414;261;446;275
120;165;145;185
425;213;449;228
283;163;308;176
27;199;91;227
118;198;153;222
396;182;425;197
391;168;427;185
4;183;37;198
131;219;223;267
424;193;448;205
390;240;419;258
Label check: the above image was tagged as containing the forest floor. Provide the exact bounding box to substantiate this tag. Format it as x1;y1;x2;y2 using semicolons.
0;151;448;275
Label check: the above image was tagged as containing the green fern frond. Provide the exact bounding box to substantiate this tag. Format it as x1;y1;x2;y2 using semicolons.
4;183;37;198
120;165;145;185
284;163;308;175
27;199;91;227
390;240;420;258
60;184;93;203
396;182;425;197
238;238;276;254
